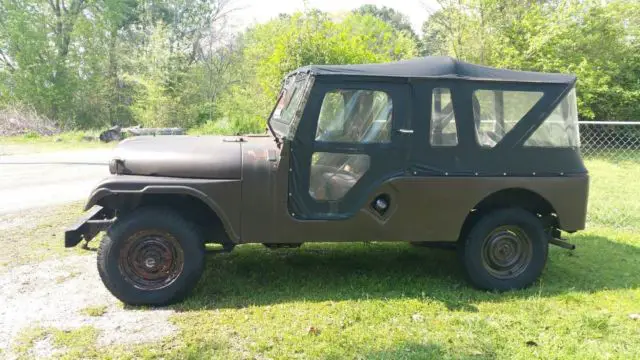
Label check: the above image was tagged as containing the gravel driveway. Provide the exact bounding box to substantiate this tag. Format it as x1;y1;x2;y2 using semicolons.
0;256;177;356
0;147;179;357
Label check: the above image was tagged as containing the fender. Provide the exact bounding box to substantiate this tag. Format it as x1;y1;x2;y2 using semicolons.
84;175;242;242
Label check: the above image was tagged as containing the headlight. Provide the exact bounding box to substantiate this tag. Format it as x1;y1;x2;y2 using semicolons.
109;158;123;174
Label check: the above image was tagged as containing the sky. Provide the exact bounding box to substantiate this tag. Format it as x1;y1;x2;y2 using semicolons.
230;0;441;33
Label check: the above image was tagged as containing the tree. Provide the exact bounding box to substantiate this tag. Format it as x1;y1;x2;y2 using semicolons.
0;0;84;124
420;0;640;120
208;10;418;134
0;0;139;127
354;4;419;44
0;0;238;128
123;0;238;127
2;0;638;131
420;10;451;56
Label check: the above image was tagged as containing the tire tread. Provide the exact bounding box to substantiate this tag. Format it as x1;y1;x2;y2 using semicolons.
459;207;548;291
97;207;205;306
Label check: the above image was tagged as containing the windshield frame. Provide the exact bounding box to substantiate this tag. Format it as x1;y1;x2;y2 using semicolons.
268;72;314;140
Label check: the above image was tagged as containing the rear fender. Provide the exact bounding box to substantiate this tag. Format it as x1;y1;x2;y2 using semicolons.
85;176;242;242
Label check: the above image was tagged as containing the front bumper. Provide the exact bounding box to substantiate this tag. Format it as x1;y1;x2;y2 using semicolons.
64;205;115;247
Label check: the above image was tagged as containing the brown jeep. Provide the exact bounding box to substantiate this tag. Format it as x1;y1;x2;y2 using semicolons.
65;56;589;305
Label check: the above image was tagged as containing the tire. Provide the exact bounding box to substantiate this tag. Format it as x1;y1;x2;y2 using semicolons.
458;208;548;291
97;207;205;306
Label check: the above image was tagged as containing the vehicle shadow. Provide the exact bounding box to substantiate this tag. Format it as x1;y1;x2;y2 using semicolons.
173;233;640;312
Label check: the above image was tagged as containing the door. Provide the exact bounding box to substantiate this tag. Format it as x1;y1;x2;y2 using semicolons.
288;80;412;220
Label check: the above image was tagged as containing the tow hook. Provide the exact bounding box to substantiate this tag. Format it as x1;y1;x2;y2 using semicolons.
548;228;576;250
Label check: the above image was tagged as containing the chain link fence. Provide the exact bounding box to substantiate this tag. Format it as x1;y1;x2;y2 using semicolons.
579;121;640;231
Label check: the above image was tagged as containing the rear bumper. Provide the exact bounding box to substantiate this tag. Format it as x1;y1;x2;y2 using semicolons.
64;205;115;247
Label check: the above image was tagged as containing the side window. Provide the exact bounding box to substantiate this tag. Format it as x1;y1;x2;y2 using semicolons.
525;88;579;148
315;89;392;144
430;88;458;146
472;90;543;147
309;153;370;201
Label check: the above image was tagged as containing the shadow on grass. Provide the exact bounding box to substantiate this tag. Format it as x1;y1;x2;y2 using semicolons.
173;233;640;312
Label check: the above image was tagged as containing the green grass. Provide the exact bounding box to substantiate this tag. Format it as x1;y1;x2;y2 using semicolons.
9;229;639;359
28;228;634;360
11;229;640;359
137;229;635;360
584;156;640;231
4;156;640;359
0;131;115;155
14;326;99;360
80;305;108;317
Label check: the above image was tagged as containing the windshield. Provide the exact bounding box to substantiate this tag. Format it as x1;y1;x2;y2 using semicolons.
269;73;313;139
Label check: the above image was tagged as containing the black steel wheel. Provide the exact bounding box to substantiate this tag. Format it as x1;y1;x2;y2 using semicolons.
481;226;533;279
459;208;548;291
97;208;205;306
119;230;185;291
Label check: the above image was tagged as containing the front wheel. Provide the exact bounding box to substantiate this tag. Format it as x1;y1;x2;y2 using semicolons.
97;207;205;306
459;208;548;291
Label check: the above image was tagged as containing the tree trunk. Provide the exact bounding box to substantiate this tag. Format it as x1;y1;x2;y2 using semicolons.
48;0;86;120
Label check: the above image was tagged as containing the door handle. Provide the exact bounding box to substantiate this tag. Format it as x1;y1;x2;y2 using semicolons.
396;129;414;135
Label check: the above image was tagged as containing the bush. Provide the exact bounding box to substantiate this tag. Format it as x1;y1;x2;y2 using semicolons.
0;103;61;136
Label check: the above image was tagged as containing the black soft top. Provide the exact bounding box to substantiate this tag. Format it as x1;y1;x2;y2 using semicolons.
293;56;576;84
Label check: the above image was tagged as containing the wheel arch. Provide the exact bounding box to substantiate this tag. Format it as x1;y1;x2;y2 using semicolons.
458;188;557;242
87;186;237;244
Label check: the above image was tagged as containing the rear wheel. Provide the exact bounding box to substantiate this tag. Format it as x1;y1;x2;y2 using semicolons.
459;208;548;291
97;207;205;306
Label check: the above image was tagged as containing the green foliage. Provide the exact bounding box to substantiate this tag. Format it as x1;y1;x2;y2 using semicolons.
422;0;640;120
354;4;420;44
0;0;138;128
209;10;417;134
1;0;639;131
0;0;239;130
125;23;182;128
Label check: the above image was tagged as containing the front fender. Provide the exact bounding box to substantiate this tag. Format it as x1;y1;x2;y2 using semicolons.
85;175;242;242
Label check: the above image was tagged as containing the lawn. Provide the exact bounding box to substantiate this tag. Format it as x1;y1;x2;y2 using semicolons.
139;228;640;360
583;155;640;231
3;156;640;359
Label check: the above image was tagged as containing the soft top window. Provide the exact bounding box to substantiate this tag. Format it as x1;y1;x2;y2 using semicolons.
430;88;458;147
315;89;392;144
525;88;579;148
472;90;543;148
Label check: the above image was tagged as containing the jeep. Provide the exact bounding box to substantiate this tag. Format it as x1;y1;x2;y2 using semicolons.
65;56;589;305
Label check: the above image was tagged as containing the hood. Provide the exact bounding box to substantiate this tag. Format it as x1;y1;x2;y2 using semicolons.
111;135;243;179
